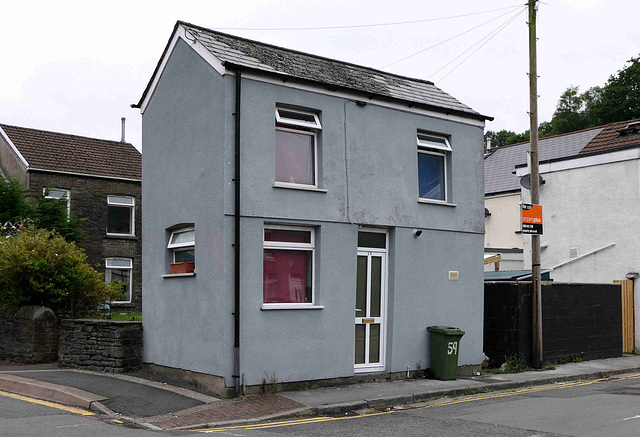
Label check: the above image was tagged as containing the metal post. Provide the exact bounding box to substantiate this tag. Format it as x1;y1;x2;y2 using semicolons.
528;0;543;369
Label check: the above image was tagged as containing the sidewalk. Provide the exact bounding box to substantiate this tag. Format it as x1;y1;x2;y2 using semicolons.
2;355;640;430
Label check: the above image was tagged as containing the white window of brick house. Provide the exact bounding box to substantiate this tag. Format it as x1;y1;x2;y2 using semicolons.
274;106;321;188
43;188;70;217
105;258;132;303
107;195;135;236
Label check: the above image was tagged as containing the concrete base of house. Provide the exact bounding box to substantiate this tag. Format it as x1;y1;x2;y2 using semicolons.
143;363;233;398
143;362;482;398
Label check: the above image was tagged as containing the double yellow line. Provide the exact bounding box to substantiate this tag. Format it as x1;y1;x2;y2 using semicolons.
0;389;95;416
197;373;640;433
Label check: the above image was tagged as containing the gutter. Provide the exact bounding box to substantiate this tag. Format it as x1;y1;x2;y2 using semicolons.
233;68;242;395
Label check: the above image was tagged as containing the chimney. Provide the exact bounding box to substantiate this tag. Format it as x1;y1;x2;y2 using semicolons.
121;117;126;142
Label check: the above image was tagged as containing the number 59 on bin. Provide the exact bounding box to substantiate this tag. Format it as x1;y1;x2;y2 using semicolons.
447;342;458;355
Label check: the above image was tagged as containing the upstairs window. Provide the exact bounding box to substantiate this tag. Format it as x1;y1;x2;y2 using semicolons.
43;188;70;218
105;258;132;303
167;227;195;265
275;107;321;187
107;196;135;236
417;133;451;202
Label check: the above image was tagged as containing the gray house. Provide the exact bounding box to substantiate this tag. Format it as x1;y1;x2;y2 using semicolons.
135;21;491;396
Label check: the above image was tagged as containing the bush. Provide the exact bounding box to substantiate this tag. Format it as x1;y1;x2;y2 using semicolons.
0;225;121;318
0;178;84;243
502;354;527;373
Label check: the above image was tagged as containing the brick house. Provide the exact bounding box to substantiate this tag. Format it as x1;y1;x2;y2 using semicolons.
0;123;142;311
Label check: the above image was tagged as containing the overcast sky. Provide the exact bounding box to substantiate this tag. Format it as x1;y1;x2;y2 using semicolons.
2;0;638;151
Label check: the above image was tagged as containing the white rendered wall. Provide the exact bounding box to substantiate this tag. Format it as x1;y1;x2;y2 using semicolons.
484;193;523;250
521;154;640;350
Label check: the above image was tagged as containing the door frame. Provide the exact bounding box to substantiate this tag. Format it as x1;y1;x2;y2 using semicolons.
354;229;389;373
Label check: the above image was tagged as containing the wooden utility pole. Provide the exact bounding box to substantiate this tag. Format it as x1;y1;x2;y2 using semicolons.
528;0;543;369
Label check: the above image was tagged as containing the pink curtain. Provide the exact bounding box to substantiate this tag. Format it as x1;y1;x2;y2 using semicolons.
263;249;310;303
275;130;313;185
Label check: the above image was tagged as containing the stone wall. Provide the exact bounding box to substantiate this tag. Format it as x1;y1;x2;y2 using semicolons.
484;282;622;366
0;306;58;363
58;319;143;372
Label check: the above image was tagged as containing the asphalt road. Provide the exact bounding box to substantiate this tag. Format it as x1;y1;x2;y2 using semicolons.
199;373;640;436
0;390;188;437
3;373;640;436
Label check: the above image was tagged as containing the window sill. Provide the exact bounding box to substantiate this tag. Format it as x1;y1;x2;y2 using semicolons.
106;233;137;239
261;304;325;310
417;198;457;207
273;182;327;193
162;272;196;278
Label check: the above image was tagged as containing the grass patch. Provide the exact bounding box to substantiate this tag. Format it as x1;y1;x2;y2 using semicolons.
109;312;142;321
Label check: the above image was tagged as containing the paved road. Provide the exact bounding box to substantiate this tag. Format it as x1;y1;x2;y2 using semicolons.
4;373;640;436
195;373;640;436
0;390;187;437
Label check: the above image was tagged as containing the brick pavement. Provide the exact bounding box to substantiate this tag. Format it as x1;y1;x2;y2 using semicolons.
144;394;307;429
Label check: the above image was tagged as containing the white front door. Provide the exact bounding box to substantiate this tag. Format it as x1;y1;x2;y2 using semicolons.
354;231;388;373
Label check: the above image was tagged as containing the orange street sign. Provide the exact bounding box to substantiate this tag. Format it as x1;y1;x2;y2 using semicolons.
522;203;543;235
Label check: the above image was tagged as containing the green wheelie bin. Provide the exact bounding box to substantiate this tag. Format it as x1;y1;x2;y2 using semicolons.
427;326;465;380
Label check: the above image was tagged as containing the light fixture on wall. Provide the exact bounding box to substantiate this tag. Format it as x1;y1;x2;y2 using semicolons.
412;229;422;238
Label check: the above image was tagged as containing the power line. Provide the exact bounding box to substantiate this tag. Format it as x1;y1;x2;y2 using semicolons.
431;7;527;84
381;5;525;69
212;3;526;31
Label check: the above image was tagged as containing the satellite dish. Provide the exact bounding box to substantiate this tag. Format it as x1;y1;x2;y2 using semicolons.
520;174;545;190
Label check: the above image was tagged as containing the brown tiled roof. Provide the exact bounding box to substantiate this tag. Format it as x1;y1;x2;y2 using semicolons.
0;124;141;180
579;118;640;154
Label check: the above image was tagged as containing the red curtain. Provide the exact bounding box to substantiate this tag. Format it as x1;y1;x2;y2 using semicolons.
263;249;310;303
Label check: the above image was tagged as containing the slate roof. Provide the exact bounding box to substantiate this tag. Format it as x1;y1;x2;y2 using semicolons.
0;124;141;180
137;21;491;121
484;127;602;195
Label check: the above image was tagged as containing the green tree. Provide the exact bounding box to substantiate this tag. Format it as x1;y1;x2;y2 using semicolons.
0;226;121;318
543;86;594;136
0;179;31;224
0;178;84;242
485;130;530;148
590;56;640;124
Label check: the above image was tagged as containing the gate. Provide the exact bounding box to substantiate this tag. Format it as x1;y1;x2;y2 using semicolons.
614;279;634;353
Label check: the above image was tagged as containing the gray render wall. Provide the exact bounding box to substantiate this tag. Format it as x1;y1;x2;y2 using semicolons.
142;38;485;389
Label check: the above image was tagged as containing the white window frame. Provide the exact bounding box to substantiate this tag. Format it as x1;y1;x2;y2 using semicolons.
275;107;322;130
105;258;133;304
262;225;322;310
167;227;195;264
106;195;135;237
417;133;451;203
274;106;321;189
43;188;70;218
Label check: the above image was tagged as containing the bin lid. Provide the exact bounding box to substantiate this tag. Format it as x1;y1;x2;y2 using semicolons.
427;326;465;336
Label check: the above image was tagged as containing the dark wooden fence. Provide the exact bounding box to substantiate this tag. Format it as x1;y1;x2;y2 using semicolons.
484;282;622;367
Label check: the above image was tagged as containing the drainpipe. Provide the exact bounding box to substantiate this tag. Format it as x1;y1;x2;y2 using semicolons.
233;68;242;394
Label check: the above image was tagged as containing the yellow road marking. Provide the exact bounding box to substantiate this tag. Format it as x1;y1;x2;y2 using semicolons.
194;373;640;433
0;390;94;416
